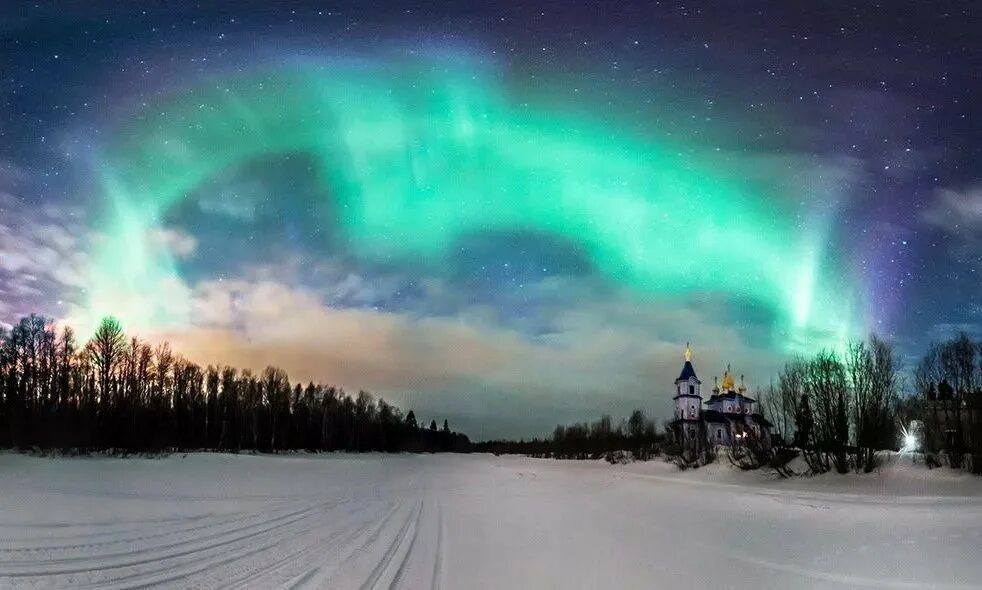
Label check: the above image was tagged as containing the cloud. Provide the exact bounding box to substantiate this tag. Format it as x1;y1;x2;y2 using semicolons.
922;185;982;263
149;227;197;258
133;276;785;439
0;192;91;321
923;185;982;229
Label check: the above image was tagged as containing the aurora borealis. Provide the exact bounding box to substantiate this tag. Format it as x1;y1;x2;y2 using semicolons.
2;1;979;437
89;57;853;349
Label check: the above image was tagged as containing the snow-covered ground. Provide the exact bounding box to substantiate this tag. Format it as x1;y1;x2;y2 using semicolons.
1;452;981;589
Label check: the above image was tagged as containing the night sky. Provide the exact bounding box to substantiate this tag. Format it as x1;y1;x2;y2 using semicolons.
1;1;979;438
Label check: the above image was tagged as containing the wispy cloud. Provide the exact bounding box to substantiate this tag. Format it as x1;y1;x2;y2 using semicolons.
922;185;982;267
148;227;198;258
923;185;982;230
130;275;785;439
0;192;91;321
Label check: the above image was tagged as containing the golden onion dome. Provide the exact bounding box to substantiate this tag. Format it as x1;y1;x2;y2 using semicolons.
722;370;735;392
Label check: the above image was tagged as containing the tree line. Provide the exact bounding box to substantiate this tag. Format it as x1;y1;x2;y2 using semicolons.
473;336;906;471
761;332;982;475
761;335;900;473
455;332;982;477
0;314;470;454
473;409;665;460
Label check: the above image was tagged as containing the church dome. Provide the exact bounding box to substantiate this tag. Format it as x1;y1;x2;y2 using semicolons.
722;371;735;391
677;361;698;382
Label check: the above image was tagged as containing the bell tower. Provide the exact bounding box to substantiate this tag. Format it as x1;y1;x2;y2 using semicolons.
673;343;702;441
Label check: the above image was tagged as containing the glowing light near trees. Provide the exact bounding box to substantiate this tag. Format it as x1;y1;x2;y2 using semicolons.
80;53;858;351
900;422;920;454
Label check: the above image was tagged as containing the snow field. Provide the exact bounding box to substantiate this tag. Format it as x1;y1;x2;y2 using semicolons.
1;452;980;589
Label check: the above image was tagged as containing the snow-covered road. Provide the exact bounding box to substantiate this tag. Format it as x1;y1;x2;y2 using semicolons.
1;453;980;589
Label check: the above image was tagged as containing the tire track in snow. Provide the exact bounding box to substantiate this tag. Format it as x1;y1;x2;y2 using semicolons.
0;505;288;555
112;533;287;590
216;500;394;590
430;500;444;590
314;500;415;590
0;499;342;578
0;511;228;531
237;500;408;590
338;501;406;567
0;502;315;570
388;499;425;590
359;499;423;590
87;499;360;590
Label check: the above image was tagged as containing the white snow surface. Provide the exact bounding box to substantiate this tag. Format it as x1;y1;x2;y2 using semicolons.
1;451;981;589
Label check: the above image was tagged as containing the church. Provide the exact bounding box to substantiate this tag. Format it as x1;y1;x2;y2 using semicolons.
669;345;772;447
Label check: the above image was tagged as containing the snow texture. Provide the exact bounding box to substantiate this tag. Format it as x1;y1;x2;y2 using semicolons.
1;452;980;589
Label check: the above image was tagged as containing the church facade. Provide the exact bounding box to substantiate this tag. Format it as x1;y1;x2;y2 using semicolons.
668;346;772;447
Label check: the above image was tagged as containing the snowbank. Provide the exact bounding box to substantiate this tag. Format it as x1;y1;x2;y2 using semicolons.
617;450;982;501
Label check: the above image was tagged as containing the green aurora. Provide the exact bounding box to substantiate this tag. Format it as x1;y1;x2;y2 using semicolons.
84;56;857;352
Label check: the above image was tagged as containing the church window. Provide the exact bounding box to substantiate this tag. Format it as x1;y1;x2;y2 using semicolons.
716;429;722;440
689;385;695;395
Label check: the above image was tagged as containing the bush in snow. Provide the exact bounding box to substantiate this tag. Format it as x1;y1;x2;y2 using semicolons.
603;450;635;464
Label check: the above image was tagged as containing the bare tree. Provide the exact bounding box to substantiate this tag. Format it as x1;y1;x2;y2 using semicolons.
763;359;807;445
915;342;945;453
847;336;898;472
86;317;128;403
627;409;647;440
807;350;850;473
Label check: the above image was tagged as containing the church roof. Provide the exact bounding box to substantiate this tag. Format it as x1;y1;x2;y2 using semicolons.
676;361;700;383
707;391;757;403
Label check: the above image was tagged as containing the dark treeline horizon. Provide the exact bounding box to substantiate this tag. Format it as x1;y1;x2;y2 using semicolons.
474;410;665;460
0;314;470;454
480;332;982;476
4;310;982;471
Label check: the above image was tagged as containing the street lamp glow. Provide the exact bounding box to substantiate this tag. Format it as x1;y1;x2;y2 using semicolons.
900;422;920;453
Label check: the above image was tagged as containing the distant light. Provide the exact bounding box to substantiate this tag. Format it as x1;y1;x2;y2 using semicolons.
900;422;919;453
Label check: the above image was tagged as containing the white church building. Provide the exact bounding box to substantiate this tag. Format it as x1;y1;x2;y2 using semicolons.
669;345;772;447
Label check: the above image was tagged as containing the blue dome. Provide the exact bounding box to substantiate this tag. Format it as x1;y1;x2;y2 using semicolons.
676;360;700;383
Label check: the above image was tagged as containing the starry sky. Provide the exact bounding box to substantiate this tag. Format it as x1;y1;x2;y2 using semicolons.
1;1;979;438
